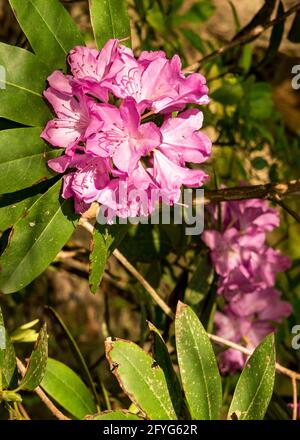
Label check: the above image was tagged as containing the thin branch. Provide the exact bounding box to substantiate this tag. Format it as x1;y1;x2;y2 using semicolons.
292;376;298;421
112;249;175;319
79;219;300;383
272;199;300;224
16;358;70;420
183;2;300;72
202;180;300;206
207;334;300;381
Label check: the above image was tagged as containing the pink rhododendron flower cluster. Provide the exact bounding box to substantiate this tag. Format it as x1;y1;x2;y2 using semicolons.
41;39;211;218
202;198;292;374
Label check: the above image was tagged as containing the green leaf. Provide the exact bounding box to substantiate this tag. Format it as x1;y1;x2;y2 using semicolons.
86;410;144;420
175;302;222;420
18;323;48;390
211;82;244;106
105;338;177;420
0;43;52;126
0;306;16;388
45;306;99;406
0;179;56;233
41;358;97;419
148;322;182;416
88;0;131;49
0;128;61;194
89;223;128;293
264;1;285;63
9;0;84;71
288;10;300;43
146;4;166;34
228;334;275;420
251;157;268;170
180;29;206;54
175;0;215;24
0;179;78;293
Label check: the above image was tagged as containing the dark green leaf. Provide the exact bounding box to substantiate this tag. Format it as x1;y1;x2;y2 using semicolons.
251;157;268;170
228;334;275;420
0;306;16;388
9;0;84;71
105;338;177;420
0;179;78;293
0;43;52;126
175;302;222;420
88;0;131;49
0;128;61;194
41;358;97;419
0;179;57;233
288;10;300;43
18;323;48;390
211;83;244;106
148;322;182;416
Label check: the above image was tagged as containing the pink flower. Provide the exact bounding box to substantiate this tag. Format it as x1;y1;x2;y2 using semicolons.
86;97;162;173
48;153;110;213
41;81;102;153
68;40;133;101
103;50;209;113
43;41;211;217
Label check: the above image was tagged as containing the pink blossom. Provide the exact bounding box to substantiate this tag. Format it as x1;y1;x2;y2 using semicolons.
43;41;211;217
41;84;102;153
102;50;209;113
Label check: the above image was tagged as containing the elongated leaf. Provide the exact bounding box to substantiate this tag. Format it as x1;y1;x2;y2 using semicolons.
45;306;99;405
228;334;275;420
18;323;48;390
0;179;78;293
105;338;177;420
89;0;131;49
0;43;51;126
175;302;222;420
288;10;300;43
148;322;182;416
41;358;97;419
89;223;128;293
0;306;16;388
86;410;144;420
0;179;56;233
9;0;84;71
0;128;61;194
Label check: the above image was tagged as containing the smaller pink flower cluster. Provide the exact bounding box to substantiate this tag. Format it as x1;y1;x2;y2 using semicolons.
42;40;211;218
202;198;292;374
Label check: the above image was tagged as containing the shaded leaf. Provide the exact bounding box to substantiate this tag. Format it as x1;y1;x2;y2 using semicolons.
148;322;182;416
9;0;84;70
288;10;300;43
41;358;97;419
105;338;177;420
0;179;78;293
228;334;275;420
0;179;57;233
18;323;48;390
0;306;16;388
175;302;222;420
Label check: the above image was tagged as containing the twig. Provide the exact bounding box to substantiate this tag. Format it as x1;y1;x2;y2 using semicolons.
17;403;30;420
207;334;300;381
272;199;300;224
183;3;300;72
292;376;298;421
16;358;70;420
78;218;300;383
112;249;175;319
